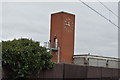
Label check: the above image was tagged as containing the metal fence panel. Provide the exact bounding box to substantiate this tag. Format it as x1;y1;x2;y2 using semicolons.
101;67;113;78
87;66;102;78
2;63;120;79
112;68;119;78
64;64;86;78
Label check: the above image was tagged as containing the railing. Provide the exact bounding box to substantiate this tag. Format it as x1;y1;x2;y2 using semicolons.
43;41;60;63
44;42;58;51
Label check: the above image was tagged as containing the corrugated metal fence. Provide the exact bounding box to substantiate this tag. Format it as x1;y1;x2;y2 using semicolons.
2;63;120;80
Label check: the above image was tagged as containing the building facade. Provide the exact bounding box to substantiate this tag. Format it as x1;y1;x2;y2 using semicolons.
73;54;120;68
50;12;75;63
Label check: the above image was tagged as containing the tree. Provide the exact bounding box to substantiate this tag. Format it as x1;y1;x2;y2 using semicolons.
0;42;1;60
2;38;54;79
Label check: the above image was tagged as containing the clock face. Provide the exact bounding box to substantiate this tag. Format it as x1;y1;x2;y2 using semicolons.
64;17;74;32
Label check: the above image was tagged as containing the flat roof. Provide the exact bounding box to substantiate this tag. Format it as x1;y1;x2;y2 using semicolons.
74;54;120;61
51;11;75;16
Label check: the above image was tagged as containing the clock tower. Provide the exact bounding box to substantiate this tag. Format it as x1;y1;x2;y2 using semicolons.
50;11;75;63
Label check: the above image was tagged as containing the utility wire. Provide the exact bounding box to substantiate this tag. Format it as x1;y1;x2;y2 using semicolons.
97;0;120;28
97;0;119;18
79;0;120;29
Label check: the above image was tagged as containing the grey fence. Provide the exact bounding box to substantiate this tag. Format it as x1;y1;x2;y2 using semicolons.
2;63;120;80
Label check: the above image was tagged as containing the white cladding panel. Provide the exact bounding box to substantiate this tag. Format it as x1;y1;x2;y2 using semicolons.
73;58;84;65
98;59;106;67
89;58;97;66
108;60;118;68
73;55;119;68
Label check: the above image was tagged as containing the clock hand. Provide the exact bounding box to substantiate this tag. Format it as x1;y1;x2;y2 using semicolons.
65;23;70;26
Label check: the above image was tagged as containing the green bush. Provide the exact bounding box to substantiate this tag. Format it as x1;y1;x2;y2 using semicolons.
2;38;54;79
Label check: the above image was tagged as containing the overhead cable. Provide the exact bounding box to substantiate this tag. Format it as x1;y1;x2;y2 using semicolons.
79;0;120;29
97;0;119;18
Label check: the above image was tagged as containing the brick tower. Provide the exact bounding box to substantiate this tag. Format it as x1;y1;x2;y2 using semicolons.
50;11;75;63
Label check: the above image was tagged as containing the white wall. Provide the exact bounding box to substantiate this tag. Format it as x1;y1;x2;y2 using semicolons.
73;57;119;68
74;58;85;65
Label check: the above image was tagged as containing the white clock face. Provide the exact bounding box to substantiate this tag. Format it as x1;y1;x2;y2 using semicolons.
64;17;74;32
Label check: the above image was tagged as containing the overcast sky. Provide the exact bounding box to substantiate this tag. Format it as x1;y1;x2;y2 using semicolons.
1;1;119;58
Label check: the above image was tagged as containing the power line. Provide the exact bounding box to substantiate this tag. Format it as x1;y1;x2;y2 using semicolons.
79;0;120;29
97;0;119;18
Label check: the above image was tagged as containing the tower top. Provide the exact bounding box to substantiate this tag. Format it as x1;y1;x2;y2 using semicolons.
51;11;75;16
50;11;75;63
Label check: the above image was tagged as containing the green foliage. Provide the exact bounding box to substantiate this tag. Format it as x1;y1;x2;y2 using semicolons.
0;42;2;60
2;38;54;79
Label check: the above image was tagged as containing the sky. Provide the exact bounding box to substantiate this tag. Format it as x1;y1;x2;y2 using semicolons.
1;1;119;58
